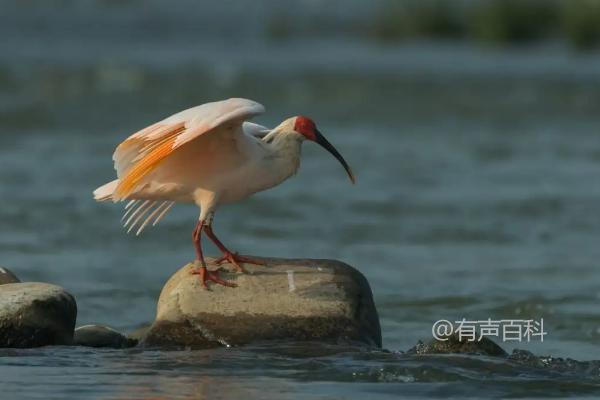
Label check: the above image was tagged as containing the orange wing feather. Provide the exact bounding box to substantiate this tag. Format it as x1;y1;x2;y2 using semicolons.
113;122;186;199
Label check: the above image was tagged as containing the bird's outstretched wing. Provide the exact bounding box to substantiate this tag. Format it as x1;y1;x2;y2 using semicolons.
112;98;265;200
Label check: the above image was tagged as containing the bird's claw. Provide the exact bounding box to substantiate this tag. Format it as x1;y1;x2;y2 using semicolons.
191;267;237;289
215;252;267;273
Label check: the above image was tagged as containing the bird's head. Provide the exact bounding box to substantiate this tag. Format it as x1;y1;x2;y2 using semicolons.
290;116;355;184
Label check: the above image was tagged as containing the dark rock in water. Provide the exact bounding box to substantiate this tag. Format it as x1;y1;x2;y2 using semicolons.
407;332;508;357
140;257;381;349
508;349;545;367
0;267;20;285
508;349;600;374
0;282;77;348
74;324;133;348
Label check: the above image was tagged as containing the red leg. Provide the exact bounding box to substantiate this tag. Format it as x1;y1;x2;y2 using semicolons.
203;223;266;273
191;219;236;289
192;220;204;261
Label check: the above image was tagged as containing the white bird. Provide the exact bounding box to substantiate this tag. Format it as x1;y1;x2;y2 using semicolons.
94;98;355;288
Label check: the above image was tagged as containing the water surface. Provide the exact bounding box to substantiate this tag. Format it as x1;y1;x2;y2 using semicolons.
2;1;600;398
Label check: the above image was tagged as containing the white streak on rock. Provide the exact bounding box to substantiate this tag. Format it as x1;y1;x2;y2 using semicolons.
287;270;296;292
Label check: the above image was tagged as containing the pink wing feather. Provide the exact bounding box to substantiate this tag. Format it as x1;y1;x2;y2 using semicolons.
111;98;265;200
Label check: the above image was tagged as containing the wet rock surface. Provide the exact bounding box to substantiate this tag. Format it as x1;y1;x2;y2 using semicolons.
74;324;133;348
0;267;20;285
405;333;600;377
0;282;77;347
507;349;600;375
407;332;508;357
140;257;381;349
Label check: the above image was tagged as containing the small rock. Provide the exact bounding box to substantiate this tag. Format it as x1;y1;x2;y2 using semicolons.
74;324;132;348
141;257;381;349
508;349;544;366
0;282;77;347
407;332;508;357
0;267;20;285
508;349;600;374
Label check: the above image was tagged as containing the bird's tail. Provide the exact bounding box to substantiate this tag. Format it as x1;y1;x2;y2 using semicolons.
93;179;119;202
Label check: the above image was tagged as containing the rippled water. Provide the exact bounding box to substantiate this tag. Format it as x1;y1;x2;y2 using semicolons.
3;342;600;399
3;1;600;398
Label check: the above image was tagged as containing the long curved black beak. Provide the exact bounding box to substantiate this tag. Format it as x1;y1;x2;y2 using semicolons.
314;129;355;184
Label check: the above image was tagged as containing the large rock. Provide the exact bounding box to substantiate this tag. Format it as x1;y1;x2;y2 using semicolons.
140;257;381;349
74;324;133;348
0;267;20;285
0;282;77;347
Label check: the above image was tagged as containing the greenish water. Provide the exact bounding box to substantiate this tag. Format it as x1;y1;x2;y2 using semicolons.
2;1;600;398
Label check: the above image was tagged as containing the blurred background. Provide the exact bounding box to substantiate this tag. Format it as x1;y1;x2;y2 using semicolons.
3;0;600;362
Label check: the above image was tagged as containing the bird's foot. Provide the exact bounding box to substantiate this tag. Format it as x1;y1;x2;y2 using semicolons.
191;265;237;289
215;252;266;273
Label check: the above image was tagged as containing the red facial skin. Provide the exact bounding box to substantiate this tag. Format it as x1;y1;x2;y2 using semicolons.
294;116;317;141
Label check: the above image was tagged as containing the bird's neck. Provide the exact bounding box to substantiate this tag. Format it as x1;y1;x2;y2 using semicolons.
262;130;303;177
